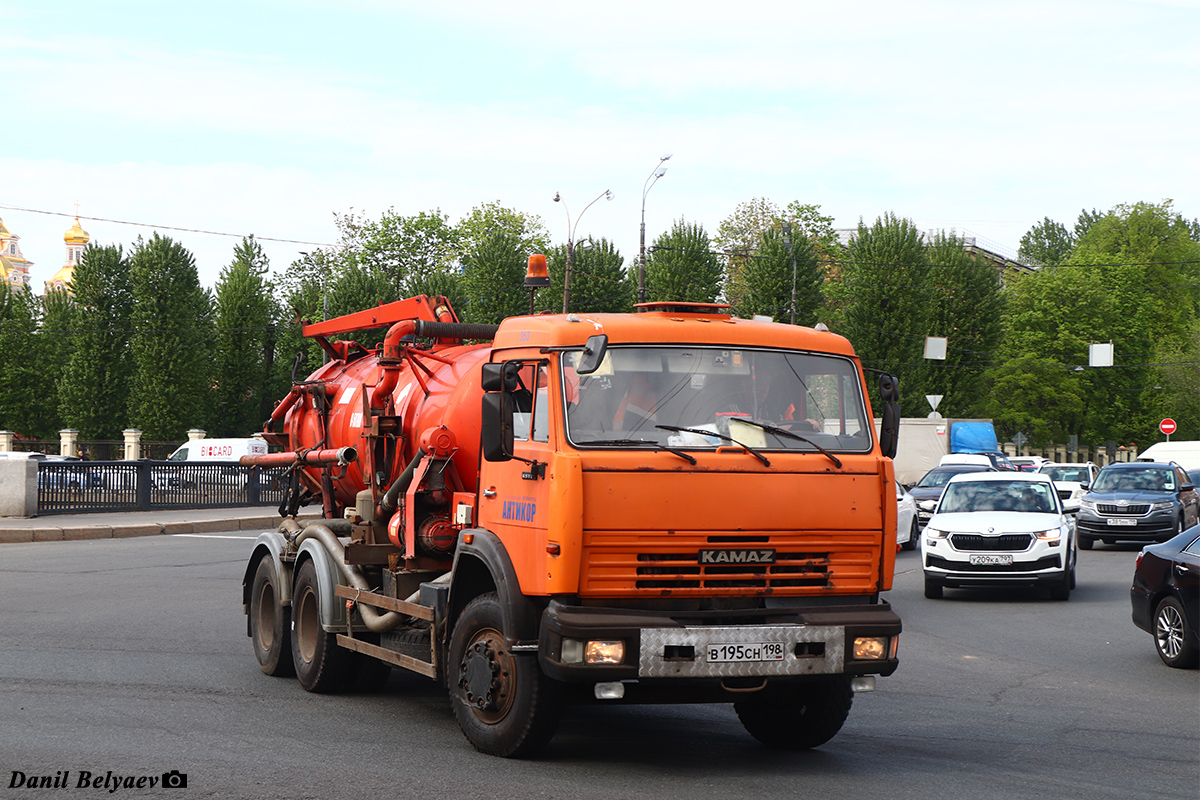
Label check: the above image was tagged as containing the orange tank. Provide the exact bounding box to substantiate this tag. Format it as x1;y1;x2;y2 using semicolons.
264;296;498;516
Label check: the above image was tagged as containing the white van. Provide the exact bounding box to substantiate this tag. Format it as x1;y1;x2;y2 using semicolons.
167;437;268;462
1136;441;1200;471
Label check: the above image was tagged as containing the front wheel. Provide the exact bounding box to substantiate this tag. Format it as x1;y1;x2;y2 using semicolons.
901;519;919;551
1078;534;1094;550
1154;596;1199;669
924;575;944;599
449;593;562;757
734;676;853;749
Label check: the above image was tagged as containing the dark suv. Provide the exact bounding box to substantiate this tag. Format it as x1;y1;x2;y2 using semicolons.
1076;462;1200;549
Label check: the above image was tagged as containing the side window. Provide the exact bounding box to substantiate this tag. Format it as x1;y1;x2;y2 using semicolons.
532;365;549;443
510;361;550;443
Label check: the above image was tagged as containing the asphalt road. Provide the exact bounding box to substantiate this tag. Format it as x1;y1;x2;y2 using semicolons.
1;534;1196;800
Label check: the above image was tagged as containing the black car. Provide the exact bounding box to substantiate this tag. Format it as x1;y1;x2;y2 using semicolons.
1076;462;1200;549
1130;524;1200;668
908;464;996;530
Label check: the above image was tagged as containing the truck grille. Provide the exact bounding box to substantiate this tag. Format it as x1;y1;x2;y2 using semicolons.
635;550;831;589
1097;504;1149;515
949;534;1033;551
581;531;881;596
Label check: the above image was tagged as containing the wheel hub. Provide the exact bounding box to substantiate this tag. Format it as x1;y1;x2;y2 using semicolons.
457;628;515;723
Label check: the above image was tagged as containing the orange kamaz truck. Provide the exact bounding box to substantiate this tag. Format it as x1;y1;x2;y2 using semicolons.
243;266;902;757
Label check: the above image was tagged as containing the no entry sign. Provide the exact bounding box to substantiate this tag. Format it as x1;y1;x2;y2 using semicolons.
1160;418;1177;436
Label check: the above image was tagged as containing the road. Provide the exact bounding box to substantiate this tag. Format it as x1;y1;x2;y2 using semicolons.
1;534;1196;800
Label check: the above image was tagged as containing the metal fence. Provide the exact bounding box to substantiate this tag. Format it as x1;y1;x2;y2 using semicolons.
36;461;292;515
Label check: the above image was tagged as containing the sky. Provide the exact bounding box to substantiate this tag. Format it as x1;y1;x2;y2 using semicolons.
2;0;1198;291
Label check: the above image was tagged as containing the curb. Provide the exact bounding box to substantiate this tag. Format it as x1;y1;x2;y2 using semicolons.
0;513;321;544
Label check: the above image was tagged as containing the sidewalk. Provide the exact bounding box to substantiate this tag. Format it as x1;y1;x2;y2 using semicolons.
0;506;322;544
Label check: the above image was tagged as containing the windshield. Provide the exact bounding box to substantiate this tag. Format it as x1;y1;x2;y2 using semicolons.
1040;466;1091;483
562;346;872;453
917;467;983;488
1092;468;1176;492
938;480;1058;513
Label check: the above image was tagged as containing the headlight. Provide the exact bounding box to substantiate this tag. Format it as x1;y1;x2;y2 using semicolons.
918;500;937;511
1150;500;1175;511
926;528;949;539
562;638;627;665
1035;528;1062;545
1079;498;1096;510
852;636;891;660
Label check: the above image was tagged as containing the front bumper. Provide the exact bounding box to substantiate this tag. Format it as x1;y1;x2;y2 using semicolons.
537;599;901;686
1077;509;1177;541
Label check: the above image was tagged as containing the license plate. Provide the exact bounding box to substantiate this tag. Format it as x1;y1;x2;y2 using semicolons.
1106;518;1137;526
706;642;786;663
969;554;1014;566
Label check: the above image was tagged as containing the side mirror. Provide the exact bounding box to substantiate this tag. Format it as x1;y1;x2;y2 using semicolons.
877;373;900;459
481;392;514;462
481;361;521;392
576;334;608;375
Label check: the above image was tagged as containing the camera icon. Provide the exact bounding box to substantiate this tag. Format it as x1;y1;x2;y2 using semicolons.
161;770;188;789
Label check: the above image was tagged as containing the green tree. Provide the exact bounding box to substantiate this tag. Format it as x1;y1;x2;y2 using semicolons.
333;208;462;298
457;201;550;264
36;288;78;436
0;288;47;437
737;228;822;325
326;262;399;346
924;232;1004;417
58;243;134;439
543;238;634;314
460;229;531;324
1018;217;1074;266
212;237;277;437
832;213;932;404
644;219;722;303
128;234;213;441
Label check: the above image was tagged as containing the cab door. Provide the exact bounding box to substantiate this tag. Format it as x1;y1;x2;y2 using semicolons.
477;360;555;594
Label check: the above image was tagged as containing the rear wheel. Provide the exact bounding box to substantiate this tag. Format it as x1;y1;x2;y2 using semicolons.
449;593;562;757
924;576;944;599
291;560;353;692
735;676;853;749
1154;596;1199;669
249;557;294;676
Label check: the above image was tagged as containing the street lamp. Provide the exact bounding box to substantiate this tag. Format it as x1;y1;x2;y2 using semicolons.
639;154;671;304
780;221;799;325
554;188;613;313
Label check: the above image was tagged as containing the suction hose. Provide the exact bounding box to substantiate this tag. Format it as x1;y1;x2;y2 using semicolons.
282;518;408;633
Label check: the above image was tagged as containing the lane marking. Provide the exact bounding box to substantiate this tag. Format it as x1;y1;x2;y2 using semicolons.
171;533;258;540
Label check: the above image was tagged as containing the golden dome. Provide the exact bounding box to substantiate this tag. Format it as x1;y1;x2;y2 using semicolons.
47;263;74;287
64;217;90;245
0;218;11;238
0;254;11;282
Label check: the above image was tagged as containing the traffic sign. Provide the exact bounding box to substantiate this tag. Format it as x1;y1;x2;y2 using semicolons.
1160;418;1177;436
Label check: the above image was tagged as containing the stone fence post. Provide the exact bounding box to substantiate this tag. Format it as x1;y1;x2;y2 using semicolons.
0;431;14;452
60;429;79;458
123;429;142;461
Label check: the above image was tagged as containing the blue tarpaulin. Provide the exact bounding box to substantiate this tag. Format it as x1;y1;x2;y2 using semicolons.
950;422;998;454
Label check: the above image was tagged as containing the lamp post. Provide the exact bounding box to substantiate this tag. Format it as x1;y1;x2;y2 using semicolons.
554;188;613;313
639;154;671;305
780;221;798;325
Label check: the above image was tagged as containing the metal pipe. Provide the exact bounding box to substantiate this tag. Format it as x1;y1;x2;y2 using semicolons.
381;448;425;516
240;447;356;468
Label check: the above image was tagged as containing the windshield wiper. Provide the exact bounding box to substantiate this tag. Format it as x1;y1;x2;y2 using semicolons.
732;419;843;469
654;425;770;467
579;438;697;465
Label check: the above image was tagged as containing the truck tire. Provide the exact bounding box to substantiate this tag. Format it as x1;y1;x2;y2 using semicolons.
449;592;562;758
250;557;294;677
734;675;853;750
291;560;352;693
